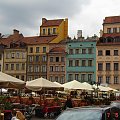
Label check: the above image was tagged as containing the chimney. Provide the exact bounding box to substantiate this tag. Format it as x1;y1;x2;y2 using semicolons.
13;29;19;35
42;18;47;24
77;30;82;39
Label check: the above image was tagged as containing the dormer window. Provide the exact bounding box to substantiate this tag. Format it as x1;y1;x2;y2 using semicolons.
53;28;56;34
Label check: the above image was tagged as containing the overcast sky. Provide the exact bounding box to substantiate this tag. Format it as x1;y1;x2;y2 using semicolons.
0;0;120;38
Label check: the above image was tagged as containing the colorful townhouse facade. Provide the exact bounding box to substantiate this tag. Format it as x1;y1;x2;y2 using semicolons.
0;18;68;81
66;38;97;83
1;29;27;81
97;16;120;90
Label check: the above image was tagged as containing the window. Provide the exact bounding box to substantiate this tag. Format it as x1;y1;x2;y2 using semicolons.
98;76;103;84
28;76;33;81
82;60;86;67
49;76;53;82
42;55;46;62
68;74;73;81
81;74;85;81
69;49;73;54
35;55;39;62
5;64;9;70
106;63;110;71
34;76;39;79
75;74;79;80
34;65;39;72
11;53;15;58
106;50;110;56
16;64;20;70
21;63;25;70
98;50;103;56
50;66;54;72
0;54;2;60
43;29;46;35
55;66;59;71
41;65;46;72
114;63;119;71
21;75;24;81
48;28;51;35
29;47;33;53
28;56;33;62
55;76;58;82
88;74;92;81
61;66;64;71
69;60;73;67
6;53;10;59
60;76;64;84
75;49;79;54
98;63;103;71
28;65;33;72
22;53;26;59
88;48;93;54
56;57;59;62
82;49;86;54
43;47;46;53
107;28;111;33
36;47;40;53
61;57;64;62
113;28;117;33
16;52;20;58
53;28;56;34
11;64;14;70
106;76;110;84
114;50;118;56
88;60;92;66
16;75;19;79
50;57;53;62
114;76;119;84
75;60;79;66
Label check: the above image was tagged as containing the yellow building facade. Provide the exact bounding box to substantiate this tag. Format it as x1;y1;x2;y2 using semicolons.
40;18;68;43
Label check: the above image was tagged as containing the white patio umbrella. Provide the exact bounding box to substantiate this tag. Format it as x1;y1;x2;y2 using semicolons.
26;77;64;91
0;72;25;88
62;80;86;90
82;82;93;91
53;81;63;87
93;85;110;92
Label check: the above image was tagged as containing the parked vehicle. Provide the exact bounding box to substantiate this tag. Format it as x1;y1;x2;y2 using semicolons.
56;106;120;120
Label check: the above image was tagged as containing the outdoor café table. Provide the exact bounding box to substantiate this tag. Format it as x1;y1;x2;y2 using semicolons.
43;106;61;117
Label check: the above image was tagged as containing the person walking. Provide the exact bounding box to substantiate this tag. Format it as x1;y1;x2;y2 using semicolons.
64;95;73;110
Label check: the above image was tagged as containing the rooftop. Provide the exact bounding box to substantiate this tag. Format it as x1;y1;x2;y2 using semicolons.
103;16;120;24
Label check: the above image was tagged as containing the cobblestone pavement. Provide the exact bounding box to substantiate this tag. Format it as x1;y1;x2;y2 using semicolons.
31;116;55;120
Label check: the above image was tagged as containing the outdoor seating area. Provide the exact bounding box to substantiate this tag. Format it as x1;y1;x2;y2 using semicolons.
0;72;120;119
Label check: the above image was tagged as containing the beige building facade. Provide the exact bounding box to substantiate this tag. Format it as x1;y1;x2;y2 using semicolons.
97;16;120;90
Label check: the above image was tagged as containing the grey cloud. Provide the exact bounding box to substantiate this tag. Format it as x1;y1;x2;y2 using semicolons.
0;0;90;36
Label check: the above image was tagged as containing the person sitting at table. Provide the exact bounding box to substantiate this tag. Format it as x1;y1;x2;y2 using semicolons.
11;109;19;120
26;95;35;105
16;110;25;120
63;95;73;110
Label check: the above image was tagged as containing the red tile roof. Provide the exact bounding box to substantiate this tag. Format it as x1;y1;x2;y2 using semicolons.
41;19;63;27
23;35;57;45
49;47;65;53
104;16;120;24
0;35;57;46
